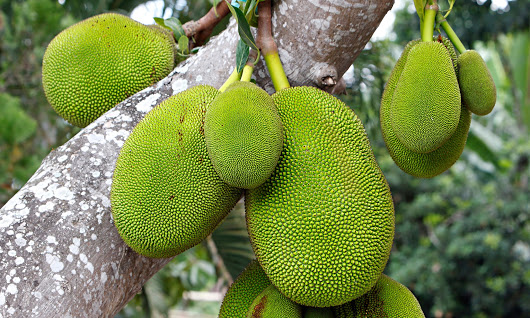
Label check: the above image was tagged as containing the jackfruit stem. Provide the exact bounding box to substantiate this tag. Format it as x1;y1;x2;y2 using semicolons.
219;68;241;92
421;2;438;42
241;65;254;82
241;48;259;82
264;53;290;90
257;0;290;91
436;12;466;54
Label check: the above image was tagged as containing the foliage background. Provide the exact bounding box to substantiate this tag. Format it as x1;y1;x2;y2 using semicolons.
0;0;528;317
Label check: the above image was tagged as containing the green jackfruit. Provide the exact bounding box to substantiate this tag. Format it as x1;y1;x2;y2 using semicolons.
204;81;283;189
111;85;242;258
391;41;461;153
457;50;497;115
351;274;425;317
381;40;471;178
333;302;355;318
219;260;272;318
247;285;303;318
246;86;395;307
42;13;175;127
303;307;334;318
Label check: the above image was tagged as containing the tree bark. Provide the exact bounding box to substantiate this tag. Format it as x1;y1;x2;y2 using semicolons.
0;1;393;316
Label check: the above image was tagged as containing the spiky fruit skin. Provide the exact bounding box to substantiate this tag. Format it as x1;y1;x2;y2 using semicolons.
381;39;471;178
303;307;335;318
333;302;355;318
205;81;283;189
246;86;395;307
247;285;303;318
352;274;425;317
42;13;175;127
391;41;461;153
457;50;497;115
111;85;242;258
219;260;272;318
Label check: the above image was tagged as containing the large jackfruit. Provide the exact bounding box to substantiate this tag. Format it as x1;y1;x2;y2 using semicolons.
219;260;272;318
246;86;395;307
42;13;175;127
111;85;242;258
457;50;497;116
381;39;471;178
204;81;283;189
390;41;461;153
351;274;425;317
247;285;303;318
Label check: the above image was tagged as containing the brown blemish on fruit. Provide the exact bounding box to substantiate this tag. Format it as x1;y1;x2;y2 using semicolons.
250;295;268;318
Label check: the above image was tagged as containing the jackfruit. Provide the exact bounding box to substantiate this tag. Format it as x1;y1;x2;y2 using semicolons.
333;302;355;318
457;50;496;115
381;40;471;178
303;307;334;318
246;86;395;307
219;260;272;318
390;41;461;153
111;85;242;258
204;81;283;189
247;285;303;318
351;274;425;317
42;13;176;127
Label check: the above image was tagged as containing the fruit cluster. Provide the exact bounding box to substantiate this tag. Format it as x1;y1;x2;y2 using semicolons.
380;6;496;178
110;79;401;314
41;2;501;315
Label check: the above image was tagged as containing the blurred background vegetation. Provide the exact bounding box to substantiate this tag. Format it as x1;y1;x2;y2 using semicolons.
0;0;528;317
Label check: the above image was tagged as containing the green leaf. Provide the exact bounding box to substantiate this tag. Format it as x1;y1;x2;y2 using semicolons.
465;123;502;170
154;17;186;39
413;0;427;23
248;0;261;27
226;1;259;51
0;93;37;145
236;39;250;73
510;31;530;131
178;35;189;55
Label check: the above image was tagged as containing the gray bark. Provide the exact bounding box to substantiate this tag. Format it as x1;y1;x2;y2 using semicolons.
0;0;393;317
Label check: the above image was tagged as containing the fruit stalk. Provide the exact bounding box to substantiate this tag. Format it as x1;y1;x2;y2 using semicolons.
219;68;242;92
257;0;290;91
436;12;466;54
421;1;438;42
241;49;259;82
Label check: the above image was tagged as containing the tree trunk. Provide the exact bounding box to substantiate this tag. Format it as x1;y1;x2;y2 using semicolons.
0;1;393;316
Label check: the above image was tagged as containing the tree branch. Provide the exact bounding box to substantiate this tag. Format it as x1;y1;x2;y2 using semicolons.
183;0;230;49
0;1;393;316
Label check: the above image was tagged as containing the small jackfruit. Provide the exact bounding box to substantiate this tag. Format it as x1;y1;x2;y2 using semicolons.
247;285;303;318
219;260;272;318
204;81;283;189
381;40;471;178
303;307;335;318
390;41;461;153
351;274;425;317
246;86;395;307
42;13;175;127
457;50;496;115
111;85;242;258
